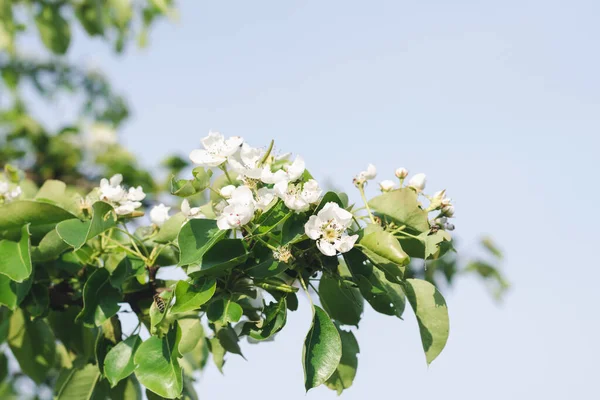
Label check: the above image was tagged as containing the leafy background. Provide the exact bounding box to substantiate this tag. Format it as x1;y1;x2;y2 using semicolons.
2;1;599;399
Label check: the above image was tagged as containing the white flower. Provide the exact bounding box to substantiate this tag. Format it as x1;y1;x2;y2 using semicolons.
442;205;455;217
256;187;275;210
304;202;358;256
220;185;237;198
99;174;126;202
395;167;409;179
379;180;395;192
114;201;142;215
274;179;321;212
354;164;377;185
1;181;22;202
126;186;146;202
216;186;256;230
189;131;244;167
228;143;265;180
89;123;117;148
150;204;171;227
408;173;427;192
181;199;205;220
261;155;305;184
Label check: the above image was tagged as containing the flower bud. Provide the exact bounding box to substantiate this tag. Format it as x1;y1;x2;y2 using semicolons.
395;167;409;179
434;217;447;226
379;180;395;192
444;223;455;231
442;205;455;217
220;184;236;198
408;173;426;192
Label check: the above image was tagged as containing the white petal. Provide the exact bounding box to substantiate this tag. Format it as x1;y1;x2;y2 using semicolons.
217;215;231;230
408;173;427;191
201;131;225;149
304;215;323;240
335;235;359;254
189;149;227;167
317;240;337;256
109;174;123;187
286;156;305;182
220;185;237;198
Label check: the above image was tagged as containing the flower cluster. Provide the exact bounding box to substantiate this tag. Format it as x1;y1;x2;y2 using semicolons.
98;174;146;215
0;179;21;203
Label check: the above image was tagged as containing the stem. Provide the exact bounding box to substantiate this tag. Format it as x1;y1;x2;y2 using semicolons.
220;165;235;185
254;235;278;251
258;139;275;167
101;234;147;262
298;275;313;308
358;185;376;224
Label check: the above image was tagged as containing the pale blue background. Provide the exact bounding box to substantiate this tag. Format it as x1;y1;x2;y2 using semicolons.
29;1;600;399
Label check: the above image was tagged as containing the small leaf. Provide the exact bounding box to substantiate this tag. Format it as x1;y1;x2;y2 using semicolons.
369;188;430;233
0;200;76;233
76;268;121;327
248;298;287;341
0;225;32;283
177;219;226;266
404;279;450;364
207;297;243;324
31;229;70;262
150;290;174;332
303;306;342;391
104;334;142;388
56;201;117;250
358;224;409;281
153;213;186;244
325;327;360;395
171;279;216;314
176;317;203;355
134;332;183;399
0;273;31;310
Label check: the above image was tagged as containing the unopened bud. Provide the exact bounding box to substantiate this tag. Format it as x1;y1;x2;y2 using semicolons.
444;223;455;231
442;205;455;217
408;173;427;192
379;180;395;192
395;167;409;179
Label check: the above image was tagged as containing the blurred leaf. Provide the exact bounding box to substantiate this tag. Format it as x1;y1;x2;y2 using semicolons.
0;225;32;282
55;363;101;399
35;4;71;55
325;327;359;395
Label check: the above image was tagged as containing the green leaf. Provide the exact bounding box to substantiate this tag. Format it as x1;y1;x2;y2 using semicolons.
188;239;248;277
0;353;7;383
8;309;56;384
22;284;49;318
104;334;142;388
207;297;243;324
303;306;342;391
35;4;71;54
56;202;117;250
48;307;97;358
316;192;344;211
150;290;174;333
0;273;31;310
244;243;287;278
153;213;186;244
177;219;226;266
134;333;183;399
369;188;430;233
110;376;142;400
31;229;70;262
176;317;203;355
343;249;405;318
319;275;363;326
55;363;101;400
35;180;80;215
208;337;226;373
171;279;216;314
358;224;409;281
0;225;32;282
248;298;287;341
215;324;244;358
404;279;450;364
75;1;105;36
0;200;76;233
76;268;121;327
281;212;308;245
325;327;360;395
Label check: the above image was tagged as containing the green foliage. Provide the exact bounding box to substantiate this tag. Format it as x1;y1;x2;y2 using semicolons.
303;306;342;391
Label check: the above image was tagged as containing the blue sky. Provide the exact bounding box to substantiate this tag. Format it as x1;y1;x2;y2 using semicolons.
28;1;600;398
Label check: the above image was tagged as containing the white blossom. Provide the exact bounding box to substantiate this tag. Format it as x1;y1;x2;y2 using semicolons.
442;205;455;217
114;201;142;215
228;143;265;180
89;123;117;148
99;174;126;202
408;173;427;192
181;199;205;220
220;185;237;198
216;186;256;230
379;180;395;192
127;186;146;202
261;155;305;184
256;187;275;210
274;179;321;212
150;204;171;227
0;181;22;202
189;131;243;167
395;167;409;179
354;164;377;185
304;202;358;256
